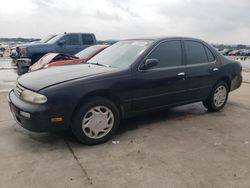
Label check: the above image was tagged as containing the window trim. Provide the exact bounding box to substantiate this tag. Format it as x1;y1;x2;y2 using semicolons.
138;39;184;72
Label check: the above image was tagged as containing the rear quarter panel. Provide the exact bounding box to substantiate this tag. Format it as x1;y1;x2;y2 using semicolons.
219;58;242;91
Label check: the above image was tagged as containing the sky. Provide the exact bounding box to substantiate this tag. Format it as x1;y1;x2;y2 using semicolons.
0;0;250;44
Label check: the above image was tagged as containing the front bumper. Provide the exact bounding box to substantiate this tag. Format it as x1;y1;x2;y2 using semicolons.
16;58;32;67
8;90;68;132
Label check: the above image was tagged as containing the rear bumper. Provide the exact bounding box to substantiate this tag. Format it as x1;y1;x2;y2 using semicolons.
8;90;69;132
231;74;242;91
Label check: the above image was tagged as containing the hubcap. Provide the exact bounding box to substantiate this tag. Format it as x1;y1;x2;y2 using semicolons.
82;106;114;139
213;85;227;107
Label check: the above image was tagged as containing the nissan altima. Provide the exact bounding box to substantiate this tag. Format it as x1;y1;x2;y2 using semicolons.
8;37;242;145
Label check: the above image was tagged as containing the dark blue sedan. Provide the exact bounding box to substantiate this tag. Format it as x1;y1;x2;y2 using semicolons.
8;37;242;145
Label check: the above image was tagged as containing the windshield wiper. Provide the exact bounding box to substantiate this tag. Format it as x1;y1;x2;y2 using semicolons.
88;62;111;67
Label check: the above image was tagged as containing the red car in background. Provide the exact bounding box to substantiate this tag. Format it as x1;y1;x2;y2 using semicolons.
29;44;109;72
228;50;241;56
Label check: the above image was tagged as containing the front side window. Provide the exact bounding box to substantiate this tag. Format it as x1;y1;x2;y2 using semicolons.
63;34;80;45
147;40;182;68
184;41;208;64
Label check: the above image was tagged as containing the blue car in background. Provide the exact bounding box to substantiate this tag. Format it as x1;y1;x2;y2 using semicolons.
14;33;97;75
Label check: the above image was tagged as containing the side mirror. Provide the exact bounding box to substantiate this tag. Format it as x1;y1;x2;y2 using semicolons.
140;58;159;70
58;39;66;46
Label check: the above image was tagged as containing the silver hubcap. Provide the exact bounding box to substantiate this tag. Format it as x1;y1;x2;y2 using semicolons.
213;85;227;107
82;106;114;139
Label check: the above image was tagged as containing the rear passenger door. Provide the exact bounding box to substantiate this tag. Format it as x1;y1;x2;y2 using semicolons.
183;40;219;100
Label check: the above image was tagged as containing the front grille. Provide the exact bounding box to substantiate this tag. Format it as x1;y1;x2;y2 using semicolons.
14;83;25;97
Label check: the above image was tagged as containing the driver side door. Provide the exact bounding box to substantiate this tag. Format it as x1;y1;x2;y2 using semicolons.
132;40;189;112
58;34;82;55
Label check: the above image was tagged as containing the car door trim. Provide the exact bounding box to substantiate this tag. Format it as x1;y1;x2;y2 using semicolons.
132;89;187;101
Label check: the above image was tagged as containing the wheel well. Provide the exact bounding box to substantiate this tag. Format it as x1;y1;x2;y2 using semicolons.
71;91;124;122
219;77;231;90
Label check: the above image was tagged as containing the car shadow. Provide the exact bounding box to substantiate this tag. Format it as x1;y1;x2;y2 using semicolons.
117;102;208;135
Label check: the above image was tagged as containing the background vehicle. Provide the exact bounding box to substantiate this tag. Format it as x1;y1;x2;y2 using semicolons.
10;34;57;62
220;49;233;56
29;44;109;72
240;49;250;56
228;50;241;56
39;34;57;43
15;33;96;64
15;33;97;75
8;37;242;145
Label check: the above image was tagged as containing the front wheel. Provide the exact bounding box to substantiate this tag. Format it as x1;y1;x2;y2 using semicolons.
71;97;120;145
17;63;29;75
203;81;229;112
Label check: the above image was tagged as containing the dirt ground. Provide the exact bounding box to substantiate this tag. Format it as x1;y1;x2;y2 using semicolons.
0;58;250;188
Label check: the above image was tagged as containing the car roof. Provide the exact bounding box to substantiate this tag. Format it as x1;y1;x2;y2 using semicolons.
63;32;95;35
122;37;206;43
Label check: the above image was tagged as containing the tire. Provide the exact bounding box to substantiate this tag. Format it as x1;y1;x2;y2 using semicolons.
17;63;29;75
71;97;120;145
203;81;229;112
17;64;23;75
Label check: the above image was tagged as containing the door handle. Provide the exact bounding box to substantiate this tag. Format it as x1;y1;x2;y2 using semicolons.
177;72;185;76
177;72;186;80
213;68;219;72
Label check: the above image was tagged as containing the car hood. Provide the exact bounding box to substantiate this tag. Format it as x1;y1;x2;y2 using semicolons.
18;43;54;49
47;58;86;67
18;64;116;91
30;53;59;71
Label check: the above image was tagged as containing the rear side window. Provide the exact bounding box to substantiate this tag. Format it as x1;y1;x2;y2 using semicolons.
82;34;94;45
184;41;208;64
205;46;215;62
64;34;80;45
147;40;182;68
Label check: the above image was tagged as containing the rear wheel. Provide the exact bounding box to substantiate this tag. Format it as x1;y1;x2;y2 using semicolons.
71;97;120;145
203;81;229;112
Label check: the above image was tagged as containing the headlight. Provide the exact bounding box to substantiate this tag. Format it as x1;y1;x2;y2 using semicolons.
20;47;28;57
20;89;47;104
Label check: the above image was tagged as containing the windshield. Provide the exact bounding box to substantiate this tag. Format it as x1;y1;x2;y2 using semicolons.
46;34;64;44
87;40;153;68
40;35;57;43
76;45;106;59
